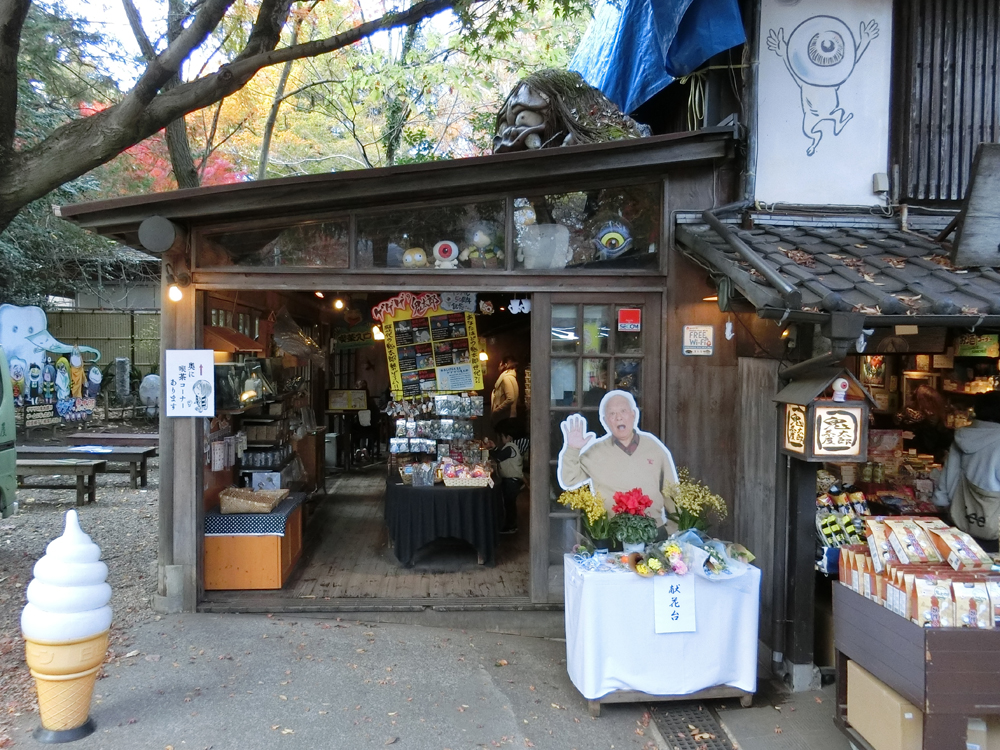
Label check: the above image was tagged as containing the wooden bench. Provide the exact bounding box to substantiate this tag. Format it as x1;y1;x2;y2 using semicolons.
66;432;159;452
16;459;107;506
16;446;157;489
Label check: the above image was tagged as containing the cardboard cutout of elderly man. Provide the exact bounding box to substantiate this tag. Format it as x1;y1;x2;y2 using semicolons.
557;390;678;526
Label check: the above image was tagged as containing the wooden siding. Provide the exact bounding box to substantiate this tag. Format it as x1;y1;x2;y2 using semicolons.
736;357;779;652
894;0;1000;203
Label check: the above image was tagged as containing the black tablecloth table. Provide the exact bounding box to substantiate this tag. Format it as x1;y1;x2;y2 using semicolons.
384;479;500;566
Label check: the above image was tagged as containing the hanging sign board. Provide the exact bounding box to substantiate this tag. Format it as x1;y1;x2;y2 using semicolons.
955;333;1000;358
617;308;641;332
682;325;714;356
165;349;216;417
372;292;484;398
653;575;696;633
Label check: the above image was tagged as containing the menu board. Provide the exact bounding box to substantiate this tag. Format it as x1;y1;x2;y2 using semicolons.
373;292;484;398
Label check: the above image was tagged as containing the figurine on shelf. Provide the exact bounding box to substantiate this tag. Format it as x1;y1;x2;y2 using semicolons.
402;247;430;269
460;221;503;269
592;219;634;261
433;240;461;269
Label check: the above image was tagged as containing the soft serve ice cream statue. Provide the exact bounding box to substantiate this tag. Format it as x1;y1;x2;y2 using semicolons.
21;510;112;740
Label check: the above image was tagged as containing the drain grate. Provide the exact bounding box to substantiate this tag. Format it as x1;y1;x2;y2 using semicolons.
650;703;733;750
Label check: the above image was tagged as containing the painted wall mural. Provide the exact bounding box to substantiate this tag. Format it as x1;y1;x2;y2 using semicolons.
754;0;892;206
0;304;101;424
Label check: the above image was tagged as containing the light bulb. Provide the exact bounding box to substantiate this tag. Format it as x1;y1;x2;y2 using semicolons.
372;325;385;341
479;351;489;362
314;291;325;298
334;299;345;310
168;284;183;302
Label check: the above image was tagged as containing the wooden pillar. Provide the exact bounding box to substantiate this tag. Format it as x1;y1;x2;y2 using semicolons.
529;293;551;603
785;456;817;689
169;288;204;613
155;260;176;612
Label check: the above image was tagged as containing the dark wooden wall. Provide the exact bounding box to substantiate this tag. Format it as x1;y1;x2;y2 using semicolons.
893;0;1000;203
736;357;780;652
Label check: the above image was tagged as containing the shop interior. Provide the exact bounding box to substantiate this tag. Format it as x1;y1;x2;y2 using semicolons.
811;327;1000;667
201;287;536;600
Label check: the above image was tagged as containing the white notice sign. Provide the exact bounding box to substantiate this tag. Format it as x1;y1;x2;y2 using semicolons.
436;363;475;392
683;325;714;356
653;575;696;633
165;349;216;417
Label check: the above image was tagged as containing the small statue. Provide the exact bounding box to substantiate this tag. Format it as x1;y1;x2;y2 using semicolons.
460;221;503;269
401;247;430;269
42;360;57;403
432;241;461;269
55;357;71;401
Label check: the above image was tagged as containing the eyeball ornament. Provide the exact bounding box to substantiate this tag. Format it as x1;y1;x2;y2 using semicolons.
402;247;430;269
432;241;460;269
767;14;879;156
832;377;849;402
592;221;633;261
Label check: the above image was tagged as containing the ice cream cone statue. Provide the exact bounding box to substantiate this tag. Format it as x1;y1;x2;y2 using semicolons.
21;510;112;742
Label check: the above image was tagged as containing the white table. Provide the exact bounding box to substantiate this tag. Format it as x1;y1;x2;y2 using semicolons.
563;554;760;715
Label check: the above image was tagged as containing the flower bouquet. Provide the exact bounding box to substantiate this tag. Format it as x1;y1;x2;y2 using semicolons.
664;467;728;532
626;542;690;578
609;488;657;551
557;485;612;546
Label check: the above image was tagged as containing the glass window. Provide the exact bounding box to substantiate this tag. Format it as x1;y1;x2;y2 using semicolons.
201;221;350;268
551;304;578;354
211;309;218;327
356;201;505;269
551;359;577;407
514;183;660;270
582;305;610;354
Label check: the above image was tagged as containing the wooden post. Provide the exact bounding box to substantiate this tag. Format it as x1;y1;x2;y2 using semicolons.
785;456;817;688
529;293;550;603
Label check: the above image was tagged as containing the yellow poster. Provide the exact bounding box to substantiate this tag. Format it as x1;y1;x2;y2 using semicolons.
372;293;483;397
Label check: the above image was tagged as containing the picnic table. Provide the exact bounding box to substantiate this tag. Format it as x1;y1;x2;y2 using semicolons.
66;432;159;452
16;445;157;489
17;459;107;505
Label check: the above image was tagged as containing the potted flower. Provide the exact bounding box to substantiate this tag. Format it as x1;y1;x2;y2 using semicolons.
556;486;613;549
664;467;728;532
609;488;657;554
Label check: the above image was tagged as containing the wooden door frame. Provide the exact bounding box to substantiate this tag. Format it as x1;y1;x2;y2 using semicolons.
529;292;664;603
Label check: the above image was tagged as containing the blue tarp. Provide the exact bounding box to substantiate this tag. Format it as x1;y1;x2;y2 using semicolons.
569;0;746;115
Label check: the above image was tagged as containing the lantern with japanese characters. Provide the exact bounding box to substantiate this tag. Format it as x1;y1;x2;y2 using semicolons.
775;368;874;463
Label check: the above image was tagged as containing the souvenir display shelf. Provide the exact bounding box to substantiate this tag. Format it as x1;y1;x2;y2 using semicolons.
833;583;1000;750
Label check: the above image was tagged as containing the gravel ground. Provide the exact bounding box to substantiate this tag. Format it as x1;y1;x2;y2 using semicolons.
0;434;159;747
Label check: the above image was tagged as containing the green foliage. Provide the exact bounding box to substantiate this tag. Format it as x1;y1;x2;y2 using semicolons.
610;513;657;545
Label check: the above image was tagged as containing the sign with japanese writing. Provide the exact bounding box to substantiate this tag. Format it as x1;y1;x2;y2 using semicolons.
617;308;641;332
165;349;216;418
813;405;863;457
955;333;1000;358
653;575;696;633
783;403;807;454
372;292;484;398
682;325;713;356
327;390;368;411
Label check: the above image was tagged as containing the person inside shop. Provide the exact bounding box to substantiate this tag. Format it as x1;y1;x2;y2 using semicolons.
902;383;954;461
494;418;524;535
558;390;678;526
491;355;520;426
932;391;1000;553
351;379;380;462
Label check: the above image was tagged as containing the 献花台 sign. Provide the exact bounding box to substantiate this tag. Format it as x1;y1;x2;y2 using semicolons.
165;350;216;417
653;575;696;633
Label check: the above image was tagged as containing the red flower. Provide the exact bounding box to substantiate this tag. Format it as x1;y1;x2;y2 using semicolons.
611;488;652;516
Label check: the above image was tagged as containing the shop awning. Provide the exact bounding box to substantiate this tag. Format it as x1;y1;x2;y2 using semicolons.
204;326;265;353
677;217;1000;325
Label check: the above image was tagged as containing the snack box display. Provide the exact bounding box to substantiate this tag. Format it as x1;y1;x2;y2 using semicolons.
884;518;944;565
917;521;994;571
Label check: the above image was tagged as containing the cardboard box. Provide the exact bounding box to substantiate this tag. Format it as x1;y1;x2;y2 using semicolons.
847;660;922;750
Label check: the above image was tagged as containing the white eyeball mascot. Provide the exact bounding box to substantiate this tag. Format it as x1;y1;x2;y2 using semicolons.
433;240;461;269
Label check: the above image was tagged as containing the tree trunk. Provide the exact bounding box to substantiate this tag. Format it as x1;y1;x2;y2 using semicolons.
257;18;302;180
382;22;419;167
164;0;200;189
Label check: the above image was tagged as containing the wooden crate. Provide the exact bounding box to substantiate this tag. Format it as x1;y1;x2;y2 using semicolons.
833;583;1000;750
204;506;303;590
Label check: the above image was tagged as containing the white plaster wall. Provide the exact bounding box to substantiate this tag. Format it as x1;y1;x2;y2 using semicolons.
754;0;892;207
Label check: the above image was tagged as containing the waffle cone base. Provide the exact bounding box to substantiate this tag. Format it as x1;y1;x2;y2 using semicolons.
24;631;108;732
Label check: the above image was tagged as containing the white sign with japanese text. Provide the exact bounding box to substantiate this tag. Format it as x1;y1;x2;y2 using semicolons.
653;575;696;633
165;349;216;417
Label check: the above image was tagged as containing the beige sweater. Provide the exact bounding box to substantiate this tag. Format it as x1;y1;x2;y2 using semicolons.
558;433;678;524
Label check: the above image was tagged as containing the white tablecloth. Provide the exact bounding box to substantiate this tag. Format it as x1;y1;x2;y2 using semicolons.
563;554;761;700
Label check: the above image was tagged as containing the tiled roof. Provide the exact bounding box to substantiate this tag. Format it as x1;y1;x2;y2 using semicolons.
676;222;1000;316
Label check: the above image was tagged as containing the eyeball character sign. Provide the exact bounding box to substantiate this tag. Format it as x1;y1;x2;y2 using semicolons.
767;14;879;156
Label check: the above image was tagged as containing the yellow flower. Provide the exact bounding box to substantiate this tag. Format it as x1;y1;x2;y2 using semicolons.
647;557;663;571
557;486;608;525
663;467;728;520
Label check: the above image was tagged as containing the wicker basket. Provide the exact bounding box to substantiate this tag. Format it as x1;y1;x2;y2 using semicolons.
442;476;492;488
219;487;289;514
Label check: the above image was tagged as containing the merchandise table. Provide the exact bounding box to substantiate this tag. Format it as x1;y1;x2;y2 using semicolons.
384;478;500;566
564;554;760;715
